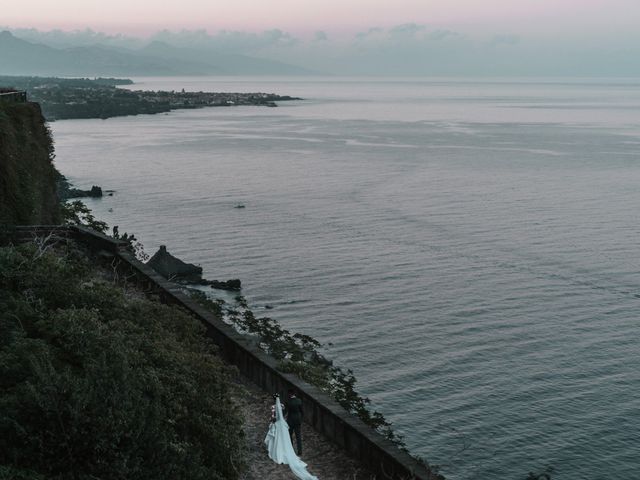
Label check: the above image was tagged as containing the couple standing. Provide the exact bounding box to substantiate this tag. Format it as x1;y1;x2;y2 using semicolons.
264;389;318;480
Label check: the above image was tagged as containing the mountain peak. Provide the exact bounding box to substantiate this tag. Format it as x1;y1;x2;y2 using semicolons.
0;31;314;76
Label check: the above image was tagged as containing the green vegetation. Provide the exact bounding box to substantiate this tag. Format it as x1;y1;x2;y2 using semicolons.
59;200;108;233
0;99;111;228
191;292;405;446
0;101;59;225
0;240;246;479
0;84;441;478
0;76;133;89
191;291;448;477
0;76;300;121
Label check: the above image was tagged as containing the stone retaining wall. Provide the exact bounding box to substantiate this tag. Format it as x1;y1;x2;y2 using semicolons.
4;225;442;480
0;90;28;103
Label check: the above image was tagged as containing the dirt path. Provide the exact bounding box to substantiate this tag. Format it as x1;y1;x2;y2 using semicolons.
236;377;377;480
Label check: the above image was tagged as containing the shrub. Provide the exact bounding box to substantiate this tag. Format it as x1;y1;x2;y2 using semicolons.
0;241;245;479
190;290;405;447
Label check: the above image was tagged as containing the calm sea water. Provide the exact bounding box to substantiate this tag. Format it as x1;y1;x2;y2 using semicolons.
52;77;640;479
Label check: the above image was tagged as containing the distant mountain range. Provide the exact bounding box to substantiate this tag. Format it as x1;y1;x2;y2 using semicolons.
0;31;314;76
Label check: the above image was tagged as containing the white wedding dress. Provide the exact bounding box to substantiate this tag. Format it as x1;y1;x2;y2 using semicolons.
264;397;319;480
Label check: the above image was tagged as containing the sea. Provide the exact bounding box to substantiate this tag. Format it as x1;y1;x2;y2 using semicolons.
51;77;640;480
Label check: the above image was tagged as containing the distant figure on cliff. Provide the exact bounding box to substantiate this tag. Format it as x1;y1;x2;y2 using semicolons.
286;389;304;455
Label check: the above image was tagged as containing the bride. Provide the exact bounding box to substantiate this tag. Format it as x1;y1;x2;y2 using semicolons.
264;394;319;480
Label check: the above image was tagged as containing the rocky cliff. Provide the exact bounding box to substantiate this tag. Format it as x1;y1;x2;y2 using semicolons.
0;100;60;225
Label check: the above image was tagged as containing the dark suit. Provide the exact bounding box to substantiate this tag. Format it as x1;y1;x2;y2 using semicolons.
286;395;303;454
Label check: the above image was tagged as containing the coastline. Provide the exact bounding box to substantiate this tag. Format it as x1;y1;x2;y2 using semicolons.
73;224;443;479
50;76;638;478
56;169;440;477
0;75;302;121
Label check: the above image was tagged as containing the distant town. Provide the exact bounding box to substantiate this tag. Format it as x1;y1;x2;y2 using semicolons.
0;76;301;120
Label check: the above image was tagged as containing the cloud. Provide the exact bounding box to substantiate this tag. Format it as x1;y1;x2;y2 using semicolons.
388;23;427;38
429;30;461;41
149;28;299;53
490;34;520;46
314;31;328;42
6;24;640;77
355;27;384;40
4;26;143;49
354;24;464;45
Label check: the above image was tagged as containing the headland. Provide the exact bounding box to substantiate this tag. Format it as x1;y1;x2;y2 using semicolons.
0;75;302;121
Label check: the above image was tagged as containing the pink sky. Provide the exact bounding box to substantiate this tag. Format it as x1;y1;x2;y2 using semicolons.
3;0;636;35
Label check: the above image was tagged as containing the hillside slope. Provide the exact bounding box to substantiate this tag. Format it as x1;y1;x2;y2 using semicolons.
0;240;246;479
0;100;59;225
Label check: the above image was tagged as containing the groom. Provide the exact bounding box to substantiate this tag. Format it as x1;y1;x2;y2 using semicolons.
285;388;303;455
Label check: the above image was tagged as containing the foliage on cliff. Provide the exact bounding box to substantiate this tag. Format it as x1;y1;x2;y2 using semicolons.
0;240;245;480
0;101;59;225
239;308;393;432
191;292;405;444
59;199;109;233
190;291;446;478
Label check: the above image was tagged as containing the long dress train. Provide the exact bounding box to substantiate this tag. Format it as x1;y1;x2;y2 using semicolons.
264;397;319;480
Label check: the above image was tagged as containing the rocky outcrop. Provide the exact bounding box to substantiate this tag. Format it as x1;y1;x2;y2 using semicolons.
146;245;242;289
68;185;102;198
0;100;59;225
147;245;203;282
56;173;105;200
206;279;242;291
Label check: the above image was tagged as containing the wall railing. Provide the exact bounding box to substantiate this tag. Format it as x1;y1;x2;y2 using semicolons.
0;90;28;103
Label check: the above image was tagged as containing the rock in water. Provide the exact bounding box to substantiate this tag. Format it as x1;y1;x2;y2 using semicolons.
209;279;242;291
147;245;203;282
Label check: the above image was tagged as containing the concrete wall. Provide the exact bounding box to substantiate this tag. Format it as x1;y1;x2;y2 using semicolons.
0;91;28;103
3;225;443;480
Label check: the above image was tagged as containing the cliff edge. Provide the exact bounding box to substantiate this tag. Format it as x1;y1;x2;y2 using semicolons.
0;99;59;225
